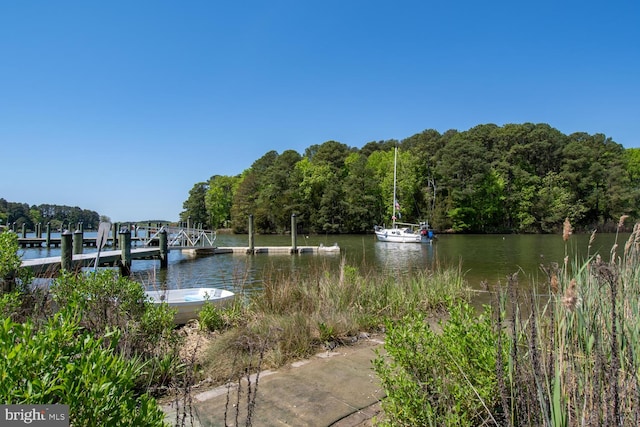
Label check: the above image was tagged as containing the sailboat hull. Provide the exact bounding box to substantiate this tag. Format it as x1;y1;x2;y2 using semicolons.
374;227;422;243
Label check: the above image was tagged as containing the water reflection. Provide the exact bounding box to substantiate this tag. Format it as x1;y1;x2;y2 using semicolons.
373;242;435;274
17;232;631;295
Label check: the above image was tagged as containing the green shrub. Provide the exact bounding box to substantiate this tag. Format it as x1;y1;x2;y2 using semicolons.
50;270;179;358
0;231;22;287
199;301;225;331
200;299;244;332
0;309;166;426
373;301;504;426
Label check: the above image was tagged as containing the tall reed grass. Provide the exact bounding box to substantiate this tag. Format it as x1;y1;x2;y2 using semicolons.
202;257;470;384
497;219;640;426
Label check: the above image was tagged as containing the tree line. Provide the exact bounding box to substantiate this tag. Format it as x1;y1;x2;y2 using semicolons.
181;122;638;234
0;199;100;231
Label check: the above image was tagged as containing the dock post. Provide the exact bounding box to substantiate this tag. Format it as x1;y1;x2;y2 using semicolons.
61;231;73;271
248;214;255;254
21;224;26;238
291;214;298;254
36;223;42;239
119;229;131;276
159;230;168;269
111;223;118;248
45;222;51;248
73;228;83;254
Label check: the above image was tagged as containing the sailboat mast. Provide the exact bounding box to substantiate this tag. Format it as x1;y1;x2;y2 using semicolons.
392;146;397;228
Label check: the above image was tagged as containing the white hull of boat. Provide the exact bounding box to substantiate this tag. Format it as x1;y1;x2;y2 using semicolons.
145;287;235;324
318;243;340;252
374;228;422;243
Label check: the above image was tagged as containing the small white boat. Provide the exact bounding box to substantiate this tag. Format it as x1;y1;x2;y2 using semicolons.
145;287;235;324
318;243;340;252
374;225;423;243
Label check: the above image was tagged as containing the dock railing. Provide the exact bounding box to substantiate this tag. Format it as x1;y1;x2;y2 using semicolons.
140;225;216;248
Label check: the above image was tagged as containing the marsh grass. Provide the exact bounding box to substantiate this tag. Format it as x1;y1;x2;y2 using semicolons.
497;219;640;426
202;256;470;385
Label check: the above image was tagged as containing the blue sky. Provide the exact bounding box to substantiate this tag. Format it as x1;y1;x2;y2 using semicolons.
1;1;638;222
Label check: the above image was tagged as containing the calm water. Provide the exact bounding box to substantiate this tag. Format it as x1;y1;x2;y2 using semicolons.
19;231;628;295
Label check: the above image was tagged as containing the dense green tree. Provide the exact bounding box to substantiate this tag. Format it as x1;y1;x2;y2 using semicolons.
185;123;638;234
180;182;209;227
0;200;100;231
560;133;631;227
435;133;495;231
625;148;640;185
295;158;335;233
205;175;239;229
255;150;303;233
402;130;444;225
341;152;382;232
230;171;259;233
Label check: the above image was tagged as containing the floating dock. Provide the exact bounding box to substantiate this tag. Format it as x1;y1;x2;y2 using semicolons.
22;245;340;275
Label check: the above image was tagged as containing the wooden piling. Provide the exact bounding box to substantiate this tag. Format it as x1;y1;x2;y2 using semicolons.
111;222;118;248
73;229;83;254
61;231;72;271
21;224;26;238
248;214;255;254
291;214;298;254
119;229;131;276
46;222;51;247
159;230;168;268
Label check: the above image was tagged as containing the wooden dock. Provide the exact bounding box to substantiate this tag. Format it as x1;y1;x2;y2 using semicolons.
18;217;339;275
22;245;340;275
21;247;162;275
183;245;340;256
17;236;147;248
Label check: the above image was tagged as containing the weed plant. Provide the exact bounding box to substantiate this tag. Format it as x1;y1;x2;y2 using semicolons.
374;301;503;426
498;219;640;426
0;308;166;426
202;257;470;385
0;231;187;425
375;218;640;426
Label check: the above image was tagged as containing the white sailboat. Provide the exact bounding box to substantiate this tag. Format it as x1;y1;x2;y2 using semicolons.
374;147;423;243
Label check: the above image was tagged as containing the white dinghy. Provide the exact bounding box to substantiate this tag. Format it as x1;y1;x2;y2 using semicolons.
145;287;235;324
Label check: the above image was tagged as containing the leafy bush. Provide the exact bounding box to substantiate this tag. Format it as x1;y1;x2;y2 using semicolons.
0;231;22;287
50;270;179;358
199;298;244;332
199;301;225;331
373;301;504;426
0;231;38;321
0;309;166;426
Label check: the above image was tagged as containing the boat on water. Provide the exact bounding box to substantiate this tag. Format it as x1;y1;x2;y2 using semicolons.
145;287;235;324
374;224;422;243
318;242;340;252
374;147;435;244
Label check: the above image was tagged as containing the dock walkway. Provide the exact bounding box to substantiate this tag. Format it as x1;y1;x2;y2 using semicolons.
22;245;340;274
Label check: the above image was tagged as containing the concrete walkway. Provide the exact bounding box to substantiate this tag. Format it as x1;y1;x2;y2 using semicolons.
163;338;386;427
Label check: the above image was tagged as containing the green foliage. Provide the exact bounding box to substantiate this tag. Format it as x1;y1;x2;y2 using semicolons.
50;270;180;360
180;181;210;227
374;301;504;426
199;302;225;331
0;311;166;426
0;231;34;316
0;199;99;231
188;123;638;234
499;227;640;425
0;231;22;283
205;175;239;229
